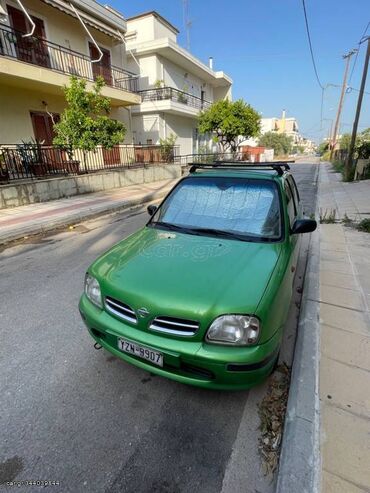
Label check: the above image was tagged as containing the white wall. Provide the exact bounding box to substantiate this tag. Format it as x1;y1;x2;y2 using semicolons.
132;114;161;145
153;17;177;41
164;114;197;155
127;55;160;90
127;14;177;43
162;58;213;101
124;16;154;43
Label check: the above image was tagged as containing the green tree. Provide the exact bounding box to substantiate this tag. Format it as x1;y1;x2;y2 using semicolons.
258;132;293;156
159;133;177;162
53;76;126;170
318;141;329;156
357;127;370;159
198;99;260;153
339;133;352;150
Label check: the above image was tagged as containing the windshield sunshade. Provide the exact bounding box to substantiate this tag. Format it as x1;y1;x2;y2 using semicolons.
152;177;282;241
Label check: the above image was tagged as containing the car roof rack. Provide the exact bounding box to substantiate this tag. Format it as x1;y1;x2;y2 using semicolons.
188;161;291;176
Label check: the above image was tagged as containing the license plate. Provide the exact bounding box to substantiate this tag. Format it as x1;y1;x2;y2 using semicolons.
117;338;163;367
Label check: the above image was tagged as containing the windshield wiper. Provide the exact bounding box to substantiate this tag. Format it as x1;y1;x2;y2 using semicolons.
150;223;275;242
186;227;276;242
186;227;249;240
149;221;194;233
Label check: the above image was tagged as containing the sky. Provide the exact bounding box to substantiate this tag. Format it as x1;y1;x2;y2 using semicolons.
113;0;370;143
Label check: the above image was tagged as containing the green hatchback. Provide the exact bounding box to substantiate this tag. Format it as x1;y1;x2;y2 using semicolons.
79;163;316;390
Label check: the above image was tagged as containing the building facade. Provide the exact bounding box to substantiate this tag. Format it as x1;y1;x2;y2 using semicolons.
0;0;140;145
125;11;232;155
261;112;300;144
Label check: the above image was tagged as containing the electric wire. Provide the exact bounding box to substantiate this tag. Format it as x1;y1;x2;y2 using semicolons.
301;0;324;90
348;20;370;85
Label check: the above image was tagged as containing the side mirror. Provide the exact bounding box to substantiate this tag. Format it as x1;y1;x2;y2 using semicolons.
291;219;317;235
147;204;158;216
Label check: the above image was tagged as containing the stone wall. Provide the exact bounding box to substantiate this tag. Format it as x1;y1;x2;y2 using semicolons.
0;165;181;209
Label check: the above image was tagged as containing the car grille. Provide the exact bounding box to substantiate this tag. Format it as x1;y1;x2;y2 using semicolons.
149;316;199;336
105;297;138;324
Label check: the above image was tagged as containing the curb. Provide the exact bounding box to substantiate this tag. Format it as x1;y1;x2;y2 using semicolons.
276;165;321;493
0;187;170;246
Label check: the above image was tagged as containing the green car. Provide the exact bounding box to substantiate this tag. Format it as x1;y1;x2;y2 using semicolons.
79;163;316;390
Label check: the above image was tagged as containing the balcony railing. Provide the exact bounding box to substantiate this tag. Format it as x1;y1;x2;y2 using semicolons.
0;23;139;93
139;87;212;111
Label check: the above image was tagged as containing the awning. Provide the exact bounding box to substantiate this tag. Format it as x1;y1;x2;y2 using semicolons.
41;0;125;40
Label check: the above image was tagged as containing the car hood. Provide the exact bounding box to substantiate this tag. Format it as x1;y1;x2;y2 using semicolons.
91;227;282;324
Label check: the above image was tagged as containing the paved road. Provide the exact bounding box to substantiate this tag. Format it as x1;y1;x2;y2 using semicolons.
0;162;318;493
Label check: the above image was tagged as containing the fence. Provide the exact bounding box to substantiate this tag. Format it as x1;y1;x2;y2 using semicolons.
0;144;179;183
0;23;139;93
176;152;245;166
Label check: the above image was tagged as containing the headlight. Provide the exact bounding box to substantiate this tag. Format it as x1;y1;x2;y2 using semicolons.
84;273;102;308
206;315;260;346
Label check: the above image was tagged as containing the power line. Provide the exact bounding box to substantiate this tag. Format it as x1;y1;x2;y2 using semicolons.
348;20;370;85
301;0;324;90
347;86;370;96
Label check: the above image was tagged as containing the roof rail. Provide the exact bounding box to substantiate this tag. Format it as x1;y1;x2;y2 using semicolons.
188;161;291;176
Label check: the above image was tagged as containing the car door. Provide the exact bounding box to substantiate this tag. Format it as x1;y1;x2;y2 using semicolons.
284;175;300;286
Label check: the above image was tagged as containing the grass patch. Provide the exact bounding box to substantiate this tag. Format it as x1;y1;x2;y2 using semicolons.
332;159;344;174
357;218;370;233
320;208;337;223
342;213;353;225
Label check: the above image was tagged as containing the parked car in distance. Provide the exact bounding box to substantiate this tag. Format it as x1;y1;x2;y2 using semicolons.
79;162;316;390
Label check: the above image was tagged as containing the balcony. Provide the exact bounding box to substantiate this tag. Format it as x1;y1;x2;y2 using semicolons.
131;87;212;118
0;23;140;105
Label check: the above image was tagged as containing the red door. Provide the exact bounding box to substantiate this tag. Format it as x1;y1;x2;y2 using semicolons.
89;42;112;85
7;5;50;67
30;112;66;169
30;112;59;145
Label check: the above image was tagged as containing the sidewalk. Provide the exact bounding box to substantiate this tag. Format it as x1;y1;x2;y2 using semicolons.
0;178;178;245
319;163;370;492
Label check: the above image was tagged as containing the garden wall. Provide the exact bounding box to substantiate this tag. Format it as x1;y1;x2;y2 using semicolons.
0;165;181;209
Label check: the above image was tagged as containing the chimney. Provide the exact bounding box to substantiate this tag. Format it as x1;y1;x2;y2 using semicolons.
209;57;213;70
282;109;286;120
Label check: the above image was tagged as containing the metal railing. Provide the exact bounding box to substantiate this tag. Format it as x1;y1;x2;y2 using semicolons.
0;144;179;183
0;23;139;93
176;152;244;166
139;87;212;111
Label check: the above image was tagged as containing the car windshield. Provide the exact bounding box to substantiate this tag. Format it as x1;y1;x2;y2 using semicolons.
150;176;282;241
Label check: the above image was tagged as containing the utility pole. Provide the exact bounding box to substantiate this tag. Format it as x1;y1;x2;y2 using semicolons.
329;49;357;160
345;37;370;180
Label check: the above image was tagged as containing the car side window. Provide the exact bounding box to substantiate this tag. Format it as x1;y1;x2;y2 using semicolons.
288;175;300;207
284;180;296;227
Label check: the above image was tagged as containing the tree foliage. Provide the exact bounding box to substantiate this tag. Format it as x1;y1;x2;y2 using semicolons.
53;76;126;164
159;133;177;162
338;128;370;158
258;132;293;156
339;133;353;150
198;99;260;152
318;141;329;156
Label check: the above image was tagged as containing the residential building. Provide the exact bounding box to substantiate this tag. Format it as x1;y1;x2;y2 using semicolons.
125;11;232;155
261;111;300;144
0;0;140;146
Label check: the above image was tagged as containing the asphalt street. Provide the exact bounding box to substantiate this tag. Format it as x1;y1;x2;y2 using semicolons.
0;162;318;493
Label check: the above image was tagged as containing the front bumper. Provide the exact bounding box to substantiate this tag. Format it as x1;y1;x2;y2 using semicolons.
79;295;282;390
